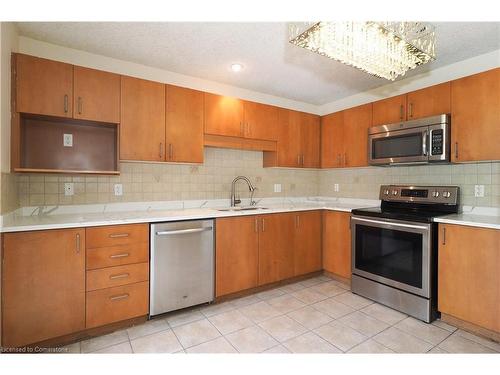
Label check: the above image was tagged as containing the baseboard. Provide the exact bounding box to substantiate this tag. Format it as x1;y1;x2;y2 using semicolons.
441;313;500;343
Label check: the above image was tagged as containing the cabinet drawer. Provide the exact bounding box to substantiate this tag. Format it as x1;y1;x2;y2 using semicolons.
86;242;149;270
86;224;149;248
86;262;149;291
86;281;149;328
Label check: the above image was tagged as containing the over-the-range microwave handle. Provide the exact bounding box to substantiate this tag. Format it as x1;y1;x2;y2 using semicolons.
422;129;428;156
352;216;429;230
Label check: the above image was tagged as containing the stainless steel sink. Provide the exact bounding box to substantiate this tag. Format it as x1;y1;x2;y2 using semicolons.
217;206;268;212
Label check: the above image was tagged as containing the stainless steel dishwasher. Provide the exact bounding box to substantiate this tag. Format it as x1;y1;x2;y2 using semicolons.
150;219;214;316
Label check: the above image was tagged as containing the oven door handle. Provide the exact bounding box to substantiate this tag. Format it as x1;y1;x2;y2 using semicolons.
352;217;429;230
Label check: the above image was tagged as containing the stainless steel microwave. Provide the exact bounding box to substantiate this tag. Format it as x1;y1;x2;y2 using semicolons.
368;114;451;166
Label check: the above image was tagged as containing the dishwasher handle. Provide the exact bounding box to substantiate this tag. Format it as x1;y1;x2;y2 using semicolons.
155;227;213;236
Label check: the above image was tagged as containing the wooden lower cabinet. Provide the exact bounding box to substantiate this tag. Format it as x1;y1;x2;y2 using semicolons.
322;211;352;279
2;228;86;347
438;224;500;333
293;211;322;276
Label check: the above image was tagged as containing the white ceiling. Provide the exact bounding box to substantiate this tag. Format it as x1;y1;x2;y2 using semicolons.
16;22;500;105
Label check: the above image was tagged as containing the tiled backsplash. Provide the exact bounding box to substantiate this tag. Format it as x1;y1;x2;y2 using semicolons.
319;162;500;207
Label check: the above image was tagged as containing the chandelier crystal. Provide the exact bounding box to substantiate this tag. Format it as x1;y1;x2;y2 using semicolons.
288;21;436;81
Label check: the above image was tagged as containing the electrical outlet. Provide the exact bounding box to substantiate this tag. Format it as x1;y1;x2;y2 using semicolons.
334;184;340;192
114;184;123;196
63;133;73;147
474;185;485;197
64;183;74;196
274;184;282;193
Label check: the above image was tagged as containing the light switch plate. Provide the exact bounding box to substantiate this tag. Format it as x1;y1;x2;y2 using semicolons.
114;184;123;196
64;183;74;196
334;183;340;192
63;133;73;147
474;185;485;197
274;184;282;193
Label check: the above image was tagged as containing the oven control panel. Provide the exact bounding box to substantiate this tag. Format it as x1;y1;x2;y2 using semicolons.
380;185;459;204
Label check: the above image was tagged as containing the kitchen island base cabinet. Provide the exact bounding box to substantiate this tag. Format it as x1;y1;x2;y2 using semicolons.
1;228;86;348
322;211;351;279
438;224;500;335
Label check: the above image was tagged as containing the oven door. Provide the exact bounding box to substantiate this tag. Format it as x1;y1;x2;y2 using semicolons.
351;216;432;298
369;127;429;165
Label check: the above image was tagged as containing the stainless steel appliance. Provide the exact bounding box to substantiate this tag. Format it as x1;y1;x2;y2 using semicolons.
150;220;214;316
368;114;450;166
351;185;459;322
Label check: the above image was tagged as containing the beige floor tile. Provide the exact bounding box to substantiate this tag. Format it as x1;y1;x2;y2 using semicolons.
267;294;306;313
127;318;169;340
299;277;327;288
258;315;308;342
286;306;333;330
329;279;350;290
93;341;133;354
309;281;346;297
131;329;183;353
361;303;407;325
81;329;129;353
291;288;328;304
333;292;373;310
438;333;497;353
394;317;451;345
238;301;281;323
229;294;262;308
314;321;368;352
312;298;354;319
373;327;434;353
432;319;458;333
348;339;394;353
208;309;254;335
263;344;291;353
280;282;306;293
256;288;287;300
428;346;448;353
225;325;278;353
339;311;390;337
199;302;235;318
165;308;204;328
186;337;237;353
454;329;500;352
59;342;81;354
172;319;221;348
283;332;342;353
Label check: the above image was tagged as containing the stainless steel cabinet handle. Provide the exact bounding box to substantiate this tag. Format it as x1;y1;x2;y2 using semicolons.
109;233;129;238
454;142;459;159
297;155;301;166
77;97;82;114
409;102;414;118
159;143;163;159
109;293;129;301
64;94;68;113
76;233;80;253
442;227;446;245
254;218;258;233
109;273;130;280
400;104;404;120
295;215;300;228
261;218;265;232
156;227;213;236
109;253;130;259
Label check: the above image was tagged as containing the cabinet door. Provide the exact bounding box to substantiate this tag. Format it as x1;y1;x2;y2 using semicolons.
166;85;204;163
451;69;500;162
2;228;86;347
216;216;259;297
243;101;278;141
276;109;302;167
372;94;406;126
73;66;120;123
120;76;166;161
321;111;344;168
294;211;322;276
407;82;451;120
204;93;244;137
343;103;372;167
301;113;321;168
258;213;295;285
438;224;499;333
15;54;73;118
322;211;351;279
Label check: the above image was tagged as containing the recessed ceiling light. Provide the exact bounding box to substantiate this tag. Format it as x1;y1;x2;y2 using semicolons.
230;63;243;72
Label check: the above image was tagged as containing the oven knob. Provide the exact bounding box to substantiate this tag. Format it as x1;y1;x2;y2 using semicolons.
432;191;440;197
443;191;451;198
384;189;390;195
392;190;398;196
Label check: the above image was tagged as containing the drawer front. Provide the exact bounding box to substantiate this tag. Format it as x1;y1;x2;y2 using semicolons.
86;223;149;249
86;242;149;270
86;262;149;291
86;281;149;328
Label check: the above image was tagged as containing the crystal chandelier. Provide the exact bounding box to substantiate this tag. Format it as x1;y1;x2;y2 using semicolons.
289;22;436;80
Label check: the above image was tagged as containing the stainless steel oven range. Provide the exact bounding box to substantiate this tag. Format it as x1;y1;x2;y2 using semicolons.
351;185;459;322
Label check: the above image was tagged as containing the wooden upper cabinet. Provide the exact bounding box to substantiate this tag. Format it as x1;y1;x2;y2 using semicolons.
243;101;278;141
294;211;322;276
321;111;344;168
301;113;321;168
407;82;451;120
2;228;86;347
451;68;500;162
120;76;166;161
343;103;372;167
216;216;259;297
323;211;351;279
15;53;73;118
166;85;204;163
204;93;244;137
276;108;302;167
438;224;499;333
73;66;120;123
372;94;406;126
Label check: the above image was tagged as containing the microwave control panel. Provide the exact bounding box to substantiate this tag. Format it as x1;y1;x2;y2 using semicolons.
431;129;443;155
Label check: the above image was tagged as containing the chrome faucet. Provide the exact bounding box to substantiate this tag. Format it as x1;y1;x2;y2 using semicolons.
230;176;257;207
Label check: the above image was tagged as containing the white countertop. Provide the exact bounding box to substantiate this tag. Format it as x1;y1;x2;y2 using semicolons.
433;206;500;230
0;197;380;233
